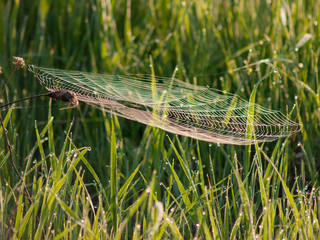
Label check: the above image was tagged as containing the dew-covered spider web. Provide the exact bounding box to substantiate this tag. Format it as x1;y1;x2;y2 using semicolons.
28;65;301;145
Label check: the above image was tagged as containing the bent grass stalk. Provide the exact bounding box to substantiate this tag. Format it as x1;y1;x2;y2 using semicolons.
0;58;47;237
0;58;33;204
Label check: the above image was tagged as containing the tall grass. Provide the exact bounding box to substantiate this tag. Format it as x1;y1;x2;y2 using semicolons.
0;0;319;239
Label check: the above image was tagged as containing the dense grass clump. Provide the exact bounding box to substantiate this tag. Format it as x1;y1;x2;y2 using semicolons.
0;0;319;239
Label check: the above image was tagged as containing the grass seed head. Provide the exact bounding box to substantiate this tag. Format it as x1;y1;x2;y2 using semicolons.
13;57;25;71
0;66;2;75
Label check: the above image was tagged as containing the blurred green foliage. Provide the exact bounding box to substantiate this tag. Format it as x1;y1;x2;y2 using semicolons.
0;0;319;239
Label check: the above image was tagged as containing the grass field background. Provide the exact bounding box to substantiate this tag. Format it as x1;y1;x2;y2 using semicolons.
0;0;319;239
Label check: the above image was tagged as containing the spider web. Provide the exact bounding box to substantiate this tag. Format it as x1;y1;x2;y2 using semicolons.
28;65;301;145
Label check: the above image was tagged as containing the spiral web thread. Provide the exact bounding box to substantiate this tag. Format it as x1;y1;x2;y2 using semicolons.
28;65;301;145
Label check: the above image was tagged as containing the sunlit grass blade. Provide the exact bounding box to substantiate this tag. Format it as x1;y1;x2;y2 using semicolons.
110;115;118;234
